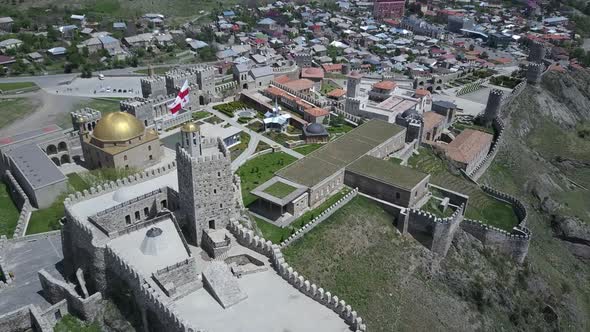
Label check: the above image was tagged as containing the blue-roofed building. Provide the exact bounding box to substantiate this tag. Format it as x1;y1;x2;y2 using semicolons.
223;10;235;17
113;22;127;30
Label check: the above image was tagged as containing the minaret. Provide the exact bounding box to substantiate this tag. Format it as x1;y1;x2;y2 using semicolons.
180;122;202;156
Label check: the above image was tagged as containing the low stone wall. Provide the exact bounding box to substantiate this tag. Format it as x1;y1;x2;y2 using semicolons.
480;185;528;226
40;300;68;327
38;269;103;322
0;235;11;286
280;189;358;248
227;221;367;332
153;258;199;297
63;160;177;207
5;170;32;238
0;304;52;332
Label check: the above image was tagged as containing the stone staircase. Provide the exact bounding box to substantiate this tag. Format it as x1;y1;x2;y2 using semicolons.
202;262;247;308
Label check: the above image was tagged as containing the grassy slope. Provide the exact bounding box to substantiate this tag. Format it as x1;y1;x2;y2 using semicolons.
0;98;36;130
293;143;323;155
0;82;36;91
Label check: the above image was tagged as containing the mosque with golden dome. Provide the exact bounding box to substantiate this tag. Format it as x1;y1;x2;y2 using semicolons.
80;111;162;169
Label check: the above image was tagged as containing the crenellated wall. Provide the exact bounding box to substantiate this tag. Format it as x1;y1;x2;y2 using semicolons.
405;204;465;256
460;219;530;263
280;189;358;248
152;257;200;298
468;117;505;181
0;304;52;332
227;221;367;332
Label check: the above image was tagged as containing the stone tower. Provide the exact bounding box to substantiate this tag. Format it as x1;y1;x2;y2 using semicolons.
346;72;362;98
176;122;236;245
528;41;545;64
71;108;102;136
407;118;423;145
482;89;504;126
140;76;166;98
526;62;543;84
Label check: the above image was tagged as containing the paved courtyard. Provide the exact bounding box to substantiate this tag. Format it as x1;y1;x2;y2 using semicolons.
0;233;64;315
175;269;351;332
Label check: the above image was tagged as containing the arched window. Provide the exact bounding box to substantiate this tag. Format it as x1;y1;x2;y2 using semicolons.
46;145;57;155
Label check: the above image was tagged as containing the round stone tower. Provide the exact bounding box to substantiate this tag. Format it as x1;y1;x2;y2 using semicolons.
526;63;544;84
483;89;504;126
527;41;545;64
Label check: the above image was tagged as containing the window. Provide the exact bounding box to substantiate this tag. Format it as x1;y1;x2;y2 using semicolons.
161;200;167;209
135;211;140;220
124;155;128;161
144;207;149;217
220;203;223;208
209;220;215;229
148;145;152;151
395;192;401;200
149;155;153;160
213;189;217;194
125;215;131;225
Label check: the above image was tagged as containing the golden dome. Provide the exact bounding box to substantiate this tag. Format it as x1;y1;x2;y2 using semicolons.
181;122;200;133
92;112;145;142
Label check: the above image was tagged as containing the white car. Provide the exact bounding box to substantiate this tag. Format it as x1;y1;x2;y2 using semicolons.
98;74;105;80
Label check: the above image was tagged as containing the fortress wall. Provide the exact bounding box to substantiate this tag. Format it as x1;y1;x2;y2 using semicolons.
406;204;465;256
38;269;103;321
280;189;358;248
0;235;10;286
431;205;464;256
104;246;198;332
468;117;505;181
63;160;177;207
428;184;469;207
227;220;367;332
0;306;45;332
460;219;530;264
4;170;32;238
480;185;528;226
40;300;68;327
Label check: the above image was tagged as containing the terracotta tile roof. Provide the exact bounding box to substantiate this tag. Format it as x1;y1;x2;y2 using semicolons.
443;129;493;164
327;88;346;98
304;107;329;117
414;89;430;97
283;78;314;91
422;112;445;133
321;63;343;72
274;75;291;84
265;86;314;109
372;80;396;90
301;67;325;79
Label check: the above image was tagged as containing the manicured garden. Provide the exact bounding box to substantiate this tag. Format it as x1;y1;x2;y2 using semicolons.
203;115;223;124
229;132;250;161
238;152;297;206
212;100;249;117
192;110;211;120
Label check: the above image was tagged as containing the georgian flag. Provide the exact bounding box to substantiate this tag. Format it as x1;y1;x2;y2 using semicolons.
167;80;190;115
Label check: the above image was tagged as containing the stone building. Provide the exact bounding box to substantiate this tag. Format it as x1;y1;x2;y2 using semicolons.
80;112;162;170
302;123;329;144
438;129;493;174
0;124;78;208
176;122;238;245
482;89;503;126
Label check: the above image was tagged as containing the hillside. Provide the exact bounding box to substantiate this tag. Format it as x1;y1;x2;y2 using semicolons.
283;69;590;331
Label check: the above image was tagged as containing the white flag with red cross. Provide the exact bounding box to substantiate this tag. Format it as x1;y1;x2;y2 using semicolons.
167;80;190;115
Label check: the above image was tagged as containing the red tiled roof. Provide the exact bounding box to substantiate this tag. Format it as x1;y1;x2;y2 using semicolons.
301;67;325;79
442;129;493;164
372;80;396;90
414;89;430;97
321;63;343;72
274;75;291;84
327;88;346;98
304;107;329;117
284;78;314;91
422;112;445;134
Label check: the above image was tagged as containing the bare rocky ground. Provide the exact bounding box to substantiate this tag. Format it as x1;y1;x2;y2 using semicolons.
0;90;87;137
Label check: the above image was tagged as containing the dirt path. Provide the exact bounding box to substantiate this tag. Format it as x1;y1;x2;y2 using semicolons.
0;91;89;137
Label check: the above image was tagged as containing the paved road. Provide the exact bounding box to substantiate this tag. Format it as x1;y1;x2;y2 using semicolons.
207;107;304;160
231;133;260;171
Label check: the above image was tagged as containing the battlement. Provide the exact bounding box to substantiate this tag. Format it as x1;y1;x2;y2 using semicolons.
120;94;175;109
270;81;328;108
71;108;101;124
140;75;165;83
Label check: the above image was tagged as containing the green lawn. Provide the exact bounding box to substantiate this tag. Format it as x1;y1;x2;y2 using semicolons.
0;82;37;92
26;196;66;235
237;152;297;206
453;122;495;135
203;115;223;125
75;98;121;114
253;215;293;244
66;173;90;192
0;182;20;238
134;66;172;75
192;110;211;120
327;123;354;137
263;181;297;199
320;80;340;95
263;131;293;146
293;144;323;155
409;148;519;231
283;196;406;331
255;141;271;152
0;98;36;130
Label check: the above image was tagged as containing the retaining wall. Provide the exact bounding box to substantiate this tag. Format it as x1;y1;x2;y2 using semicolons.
0;235;11;286
460;219;530;264
5;170;32;238
228;220;367;332
405;204;465;257
280;189;358;248
0;304;52;332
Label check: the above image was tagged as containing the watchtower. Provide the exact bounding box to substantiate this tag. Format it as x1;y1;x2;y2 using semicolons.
526;63;543;84
176;122;236;245
346;72;362;98
482;89;504;126
528;41;545;64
